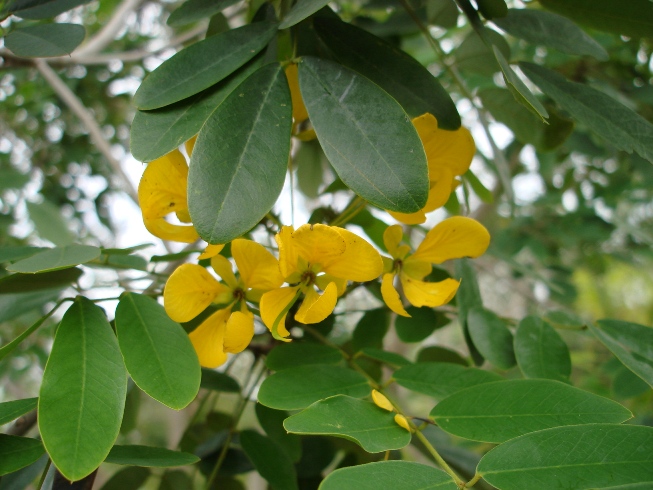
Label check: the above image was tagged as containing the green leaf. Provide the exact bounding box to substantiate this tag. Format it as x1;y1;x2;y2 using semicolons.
255;404;302;462
352;308;390;352
493;9;607;60
416;346;468;366
39;297;127;481
478;87;544;146
360;347;411;367
520;62;653;165
6;245;100;273
90;254;148;271
591;319;653;388
0;398;37;426
240;430;298;490
320;461;458;490
133;21;278;110
393;363;502;400
514;316;571;382
279;0;329;28
26;200;74;246
426;0;458;28
105;445;199;467
0;290;61;324
200;369;241;393
467;306;516;370
455;27;510;76
591;484;653;490
284;395;411;453
130;55;263;162
454;259;484;366
188;63;292;243
299;58;428;213
101;244;153;255
477;424;653;490
463;169;493;203
99;467;150;490
115;293;201;410
476;0;507;19
0;169;30;190
539;0;653;39
265;342;342;371
612;365;651;399
9;0;91;19
167;0;240;26
395;306;447;342
258;365;369;410
0;435;44;477
0;246;45;263
314;18;460;129
5;23;85;58
431;379;632;443
0;268;82;293
0;454;49;490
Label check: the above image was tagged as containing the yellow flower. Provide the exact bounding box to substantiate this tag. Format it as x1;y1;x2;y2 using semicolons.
381;217;490;317
394;414;412;432
285;63;316;141
372;389;394;412
389;113;475;224
164;239;283;367
260;224;383;340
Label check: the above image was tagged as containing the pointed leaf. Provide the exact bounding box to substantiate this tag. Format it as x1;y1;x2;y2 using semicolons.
258;365;369;410
0;435;44;476
188;63;292;243
5;24;85;57
167;0;240;26
279;0;329;29
105;445;199;467
6;245;100;273
265;342;342;371
134;21;278;110
284;395;411;453
456;27;510;76
240;431;298;490
467;306;516;370
115;293;201;410
514;316;571;382
360;348;411;367
39;298;127;481
477;424;653;490
0;398;37;426
299;56;428;213
431;379;632;443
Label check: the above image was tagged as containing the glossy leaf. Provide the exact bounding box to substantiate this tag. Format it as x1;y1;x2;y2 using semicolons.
467;306;516;370
0;435;44;477
6;245;100;273
240;430;298;490
476;0;507;19
39;297;127;481
416;346;468;366
99;467;150;490
320;461;457;490
493;9;607;60
134;21;278;110
299;56;429;213
188;63;292;243
265;342;342;371
9;0;91;19
431;379;632;443
514;316;571;382
167;0;240;26
426;0;458;28
200;369;241;393
255;404;301;462
0;398;37;426
395;306;447;343
115;293;201;410
5;23;85;57
360;348;411;367
105;445;199;467
393;363;502;400
284;395;411;453
314;17;460;129
520;62;653;164
591;319;653;388
258;365;369;410
0;268;82;293
477;424;653;490
279;0;329;28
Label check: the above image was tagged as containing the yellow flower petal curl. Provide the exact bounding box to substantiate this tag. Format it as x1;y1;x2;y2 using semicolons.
321;227;383;282
401;275;460;308
383;225;404;257
189;308;230;368
260;286;299;338
411;216;491;264
315;274;347;296
372;389;394;412
402;257;432;281
232;239;283;290
285;63;309;127
295;282;338;324
210;254;238;290
198;244;224;260
223;310;254;354
276;226;300;279
381;273;410;317
292;224;347;268
143;217;199;243
164;264;227;322
388;209;427;225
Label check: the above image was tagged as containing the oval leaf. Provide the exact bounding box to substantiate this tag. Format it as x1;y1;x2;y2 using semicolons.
10;0;91;19
514;316;571;382
240;430;298;490
0;268;82;294
200;368;241;393
284;395;411;453
5;23;85;57
258;365;369;410
360;347;411;367
279;0;330;28
134;21;278;110
431;379;632;443
320;461;457;490
6;245;100;273
395;306;447;343
467;306;516;370
167;0;240;27
477;424;653;490
0;397;38;426
39;297;127;481
188;63;292;243
454;259;485;366
265;342;342;371
105;445;199;467
0;435;44;476
299;56;428;213
393;362;502;400
115;293;201;410
255;404;302;462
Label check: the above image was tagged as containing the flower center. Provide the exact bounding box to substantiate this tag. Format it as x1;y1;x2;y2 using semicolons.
393;258;403;272
301;270;316;286
232;288;246;302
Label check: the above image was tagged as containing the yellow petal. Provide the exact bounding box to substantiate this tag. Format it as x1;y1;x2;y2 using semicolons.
276;226;300;279
315;274;347;296
422;167;455;213
401;274;460;308
164;264;227;322
189;308;230;368
143;217;198;243
388;209;427;225
232;239;283;290
292;224;346;268
198;244;225;260
210;255;238;290
138;149;189;219
394;414;412;432
402;257;432;281
295;282;338;324
260;286;299;338
372;390;394;411
381;273;410;317
383;225;404;257
411;216;491;264
175;208;192;223
185;135;197;157
223;310;254;354
321;227;383;282
296;128;317;141
285;63;309;125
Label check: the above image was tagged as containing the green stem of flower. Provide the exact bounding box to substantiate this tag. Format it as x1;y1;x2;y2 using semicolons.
330;196;366;227
36;458;51;490
271;288;302;341
414;428;465;487
465;473;483;488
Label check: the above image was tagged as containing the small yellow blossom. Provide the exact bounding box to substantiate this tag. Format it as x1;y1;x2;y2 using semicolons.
372;389;394;412
260;224;383;340
394;414;412;432
389;113;475;224
285;63;316;141
381;217;490;317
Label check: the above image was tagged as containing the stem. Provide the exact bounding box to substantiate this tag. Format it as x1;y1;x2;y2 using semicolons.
414;429;465;487
330;196;366;227
465;473;483;488
36;459;51;490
